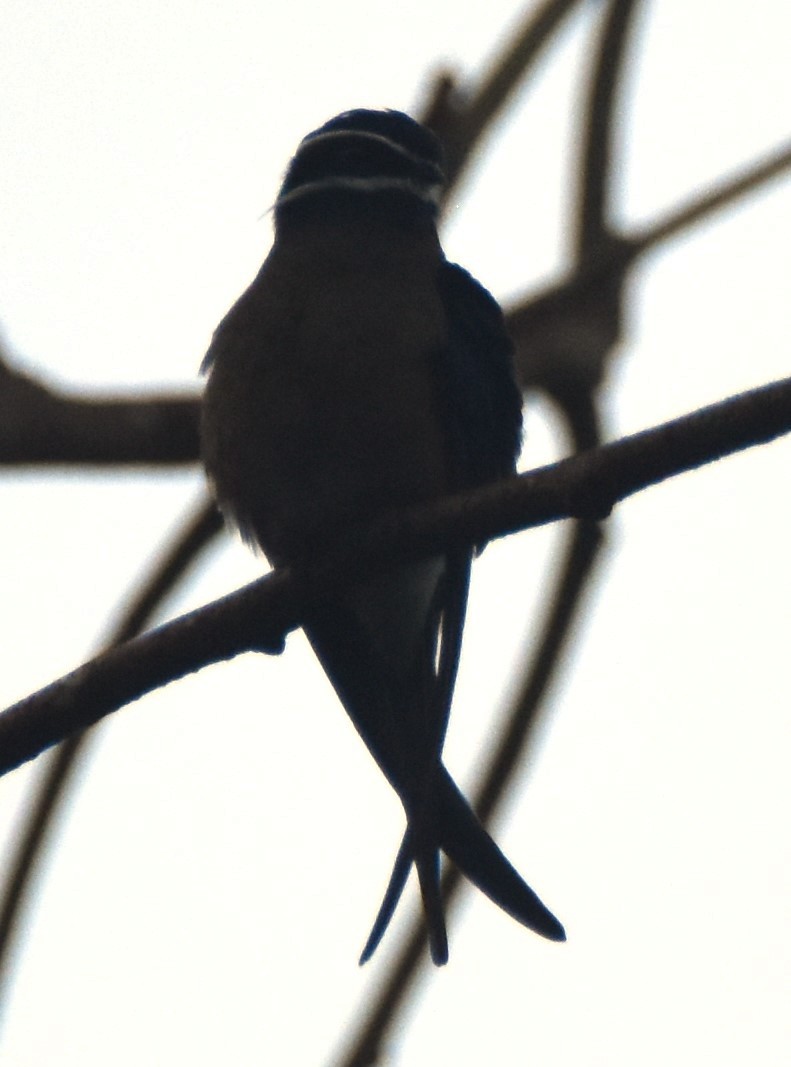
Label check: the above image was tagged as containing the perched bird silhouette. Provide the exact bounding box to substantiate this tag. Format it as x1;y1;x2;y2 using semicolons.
200;108;564;964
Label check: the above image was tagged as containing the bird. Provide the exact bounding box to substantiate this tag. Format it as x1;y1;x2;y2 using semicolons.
200;108;565;965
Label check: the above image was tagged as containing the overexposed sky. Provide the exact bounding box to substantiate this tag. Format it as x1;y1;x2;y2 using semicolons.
1;2;790;1064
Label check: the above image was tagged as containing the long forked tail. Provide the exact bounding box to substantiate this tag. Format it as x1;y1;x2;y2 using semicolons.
359;766;564;965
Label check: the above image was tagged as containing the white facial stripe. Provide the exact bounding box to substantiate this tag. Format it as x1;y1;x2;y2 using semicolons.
275;174;443;209
299;127;444;181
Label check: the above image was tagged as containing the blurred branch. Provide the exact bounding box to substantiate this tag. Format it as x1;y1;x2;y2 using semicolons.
507;135;791;396
0;375;789;778
632;138;791;253
421;0;591;197
574;0;642;257
0;497;222;1014
0;340;199;466
101;498;223;644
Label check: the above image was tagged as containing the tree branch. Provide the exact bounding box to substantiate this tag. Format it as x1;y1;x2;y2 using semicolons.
507;134;791;396
573;0;642;258
0;376;788;779
631;138;791;254
0;349;200;466
421;0;590;197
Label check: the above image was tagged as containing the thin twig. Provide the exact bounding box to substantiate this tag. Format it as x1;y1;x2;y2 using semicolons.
630;138;791;254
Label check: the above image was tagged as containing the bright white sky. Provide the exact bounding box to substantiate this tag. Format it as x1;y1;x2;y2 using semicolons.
1;2;790;1065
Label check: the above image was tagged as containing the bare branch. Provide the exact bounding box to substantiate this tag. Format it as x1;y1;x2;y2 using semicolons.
0;341;200;466
420;0;590;196
506;238;630;394
574;0;643;257
631;138;791;254
507;131;791;395
0;376;788;780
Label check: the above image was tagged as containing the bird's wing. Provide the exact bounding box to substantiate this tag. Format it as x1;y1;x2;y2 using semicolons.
436;261;524;495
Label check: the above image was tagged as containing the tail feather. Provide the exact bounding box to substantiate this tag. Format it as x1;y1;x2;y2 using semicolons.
436;767;565;942
415;848;448;965
359;831;412;964
360;830;449;966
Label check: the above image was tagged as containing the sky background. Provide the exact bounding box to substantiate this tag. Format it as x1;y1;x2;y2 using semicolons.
1;1;790;1064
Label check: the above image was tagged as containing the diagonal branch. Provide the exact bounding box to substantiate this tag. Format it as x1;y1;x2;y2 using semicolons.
0;497;222;1013
421;0;591;198
630;138;791;254
0;376;788;780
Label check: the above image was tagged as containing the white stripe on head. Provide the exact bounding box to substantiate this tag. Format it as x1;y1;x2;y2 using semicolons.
298;127;444;182
275;174;443;210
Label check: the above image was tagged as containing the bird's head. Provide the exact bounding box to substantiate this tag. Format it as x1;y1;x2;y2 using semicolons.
274;109;446;229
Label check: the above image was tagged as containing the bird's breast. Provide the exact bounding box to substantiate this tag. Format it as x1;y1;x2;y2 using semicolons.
202;238;451;563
